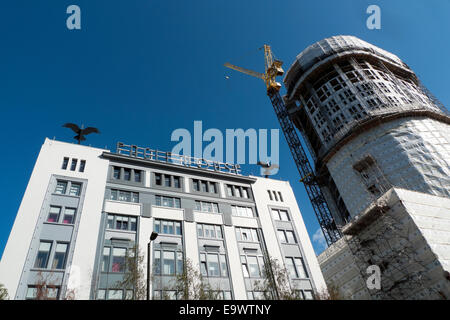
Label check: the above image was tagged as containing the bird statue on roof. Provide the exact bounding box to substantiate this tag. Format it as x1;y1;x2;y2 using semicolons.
257;161;280;178
62;123;100;144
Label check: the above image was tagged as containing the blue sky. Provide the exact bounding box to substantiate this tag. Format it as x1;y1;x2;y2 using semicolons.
0;0;449;258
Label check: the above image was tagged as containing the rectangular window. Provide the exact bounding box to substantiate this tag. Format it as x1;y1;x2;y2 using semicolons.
192;179;199;191
52;243;68;269
286;257;298;278
62;157;69;170
130;217;137;231
175;221;182;235
195;201;219;213
154;250;161;274
101;247;110;272
113;167;120;179
155;173;162;185
201;181;208;192
79;160;86;173
278;230;287;243
268;190;273;200
164;176;171;187
163;251;175;275
200;253;207;276
173;176;180;188
111;248;126;273
207;254;220;277
69;183;81;196
107;290;123;300
34;241;52;268
209;183;217;193
62;208;76;224
241;256;249;278
134;170;141;182
123;168;131;181
47;206;61;223
242;188;249;198
220;255;228;277
273;191;278;201
226;185;234;197
235;187;242;198
286;231;297;244
197;224;203;237
155;196;180;208
176;252;183;275
26;287;37;300
278;192;283;202
70;159;77;171
231;205;254;217
97;289;106;300
247;256;260;277
294;258;308;278
155;219;182;235
55;181;67;195
154;220;161;233
272;209;289;221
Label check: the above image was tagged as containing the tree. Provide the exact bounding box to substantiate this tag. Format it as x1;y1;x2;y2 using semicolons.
315;282;346;300
114;244;147;300
253;256;303;300
172;258;221;300
0;283;9;300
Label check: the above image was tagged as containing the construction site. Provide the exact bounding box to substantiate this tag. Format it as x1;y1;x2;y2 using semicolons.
226;35;450;299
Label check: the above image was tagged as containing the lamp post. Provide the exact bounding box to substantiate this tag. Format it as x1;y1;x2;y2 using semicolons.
147;231;158;300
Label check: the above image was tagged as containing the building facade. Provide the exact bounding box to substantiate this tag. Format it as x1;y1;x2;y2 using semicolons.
283;35;450;299
0;138;326;300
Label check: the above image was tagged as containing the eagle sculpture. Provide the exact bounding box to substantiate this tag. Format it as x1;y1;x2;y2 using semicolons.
62;123;100;144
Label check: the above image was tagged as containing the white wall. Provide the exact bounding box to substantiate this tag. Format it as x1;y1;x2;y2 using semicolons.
250;176;327;293
0;138;109;299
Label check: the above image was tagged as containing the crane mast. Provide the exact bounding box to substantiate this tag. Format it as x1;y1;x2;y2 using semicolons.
225;45;341;245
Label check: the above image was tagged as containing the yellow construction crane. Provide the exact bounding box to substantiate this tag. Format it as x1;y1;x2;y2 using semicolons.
224;45;341;245
224;45;284;93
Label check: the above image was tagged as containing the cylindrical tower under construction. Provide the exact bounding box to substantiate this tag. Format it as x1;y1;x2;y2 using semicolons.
283;35;450;227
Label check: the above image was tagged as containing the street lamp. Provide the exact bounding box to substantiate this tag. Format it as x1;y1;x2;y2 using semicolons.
147;231;158;300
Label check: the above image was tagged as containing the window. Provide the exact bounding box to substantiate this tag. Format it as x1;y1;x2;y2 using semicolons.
111;248;126;273
155;195;181;208
62;157;69;170
63;208;76;224
101;247;110;272
173;176;180;188
164;176;171;187
134;170;141;182
278;192;283;202
155;173;162;185
70;159;77;171
226;185;234;197
192;179;199;191
154;251;161;274
195;201;219;213
294;258;308;278
242;188;249;198
278;230;287;243
97;289;106;300
163;251;175;275
69;183;81;196
34;241;52;268
303;290;314;300
199;253;228;278
107;214;138;231
110;189;139;203
278;230;297;244
241;255;265;278
113;167;120;179
231;205;254;217
26;286;59;300
79;160;86;173
197;224;222;239
201;181;208;192
273;191;278;201
47;206;61;223
286;231;297;244
271;209;289;221
107;290;123;300
52;243;68;269
268;190;273;200
210;183;217;193
55;181;67;194
177;252;183;275
285;257;308;279
154;219;182;235
123;168;131;181
235;227;259;242
235;187;242;198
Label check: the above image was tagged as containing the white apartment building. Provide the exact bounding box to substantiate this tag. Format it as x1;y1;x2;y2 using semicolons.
0;138;326;300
